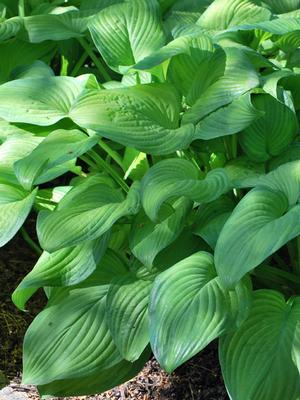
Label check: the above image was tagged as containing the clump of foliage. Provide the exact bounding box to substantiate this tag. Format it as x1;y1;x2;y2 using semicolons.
1;0;300;398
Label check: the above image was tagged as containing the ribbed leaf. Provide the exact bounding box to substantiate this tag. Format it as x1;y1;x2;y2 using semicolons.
106;268;155;361
23;286;122;385
37;181;141;252
220;290;300;400
12;233;110;311
240;93;298;161
14;129;98;190
0;184;37;247
130;198;192;268
37;350;150;397
149;252;252;372
215;161;300;288
0;74;93;125
263;0;300;13
24;9;88;42
0;16;22;41
197;0;272;30
141;158;230;221
182;47;260;125
224;157;266;188
193;196;235;248
70;84;195;155
88;0;165;73
195;93;263;140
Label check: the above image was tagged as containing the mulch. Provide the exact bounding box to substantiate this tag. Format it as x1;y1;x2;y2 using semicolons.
0;218;228;399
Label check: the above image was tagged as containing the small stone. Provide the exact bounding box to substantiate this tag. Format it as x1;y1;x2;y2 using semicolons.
0;387;28;400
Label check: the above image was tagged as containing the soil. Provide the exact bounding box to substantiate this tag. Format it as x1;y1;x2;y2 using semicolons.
0;218;228;399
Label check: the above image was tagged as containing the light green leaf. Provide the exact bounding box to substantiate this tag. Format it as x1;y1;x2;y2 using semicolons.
197;0;272;30
12;233;110;311
88;0;165;73
70;84;195;155
0;16;22;41
141;158;230;221
263;0;300;14
37;181;141;252
195;93;263;140
0;184;37;247
23;286;122;385
130;197;192;268
106;268;154;361
182;47;260;125
123;147;149;180
24;9;88;42
0;74;93;125
239;93;298;161
150;251;252;372
193;196;235;248
14;129;99;190
215;161;300;288
220;290;300;400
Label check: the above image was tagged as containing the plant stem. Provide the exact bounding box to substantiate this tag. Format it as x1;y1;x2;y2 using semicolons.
20;227;42;256
97;140;124;170
88;150;129;193
18;0;25;17
77;37;111;82
70;50;88;77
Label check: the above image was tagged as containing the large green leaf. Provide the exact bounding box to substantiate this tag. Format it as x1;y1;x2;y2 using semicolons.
24;9;88;42
130;197;192;268
23;286;122;385
193;196;235;248
149;251;252;372
37;349;149;397
0;184;37;247
88;0;165;73
0;16;22;41
182;47;260;125
197;0;272;30
14;129;98;190
195;93;263;139
239;93;298;161
0;74;93;125
37;181;141;252
220;290;300;400
141;158;230;221
263;0;300;13
215;161;300;288
12;233;110;311
106;268;155;361
70;84;195;155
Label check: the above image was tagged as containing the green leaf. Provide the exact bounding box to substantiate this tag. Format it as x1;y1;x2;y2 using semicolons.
106;268;155;361
23;286;122;385
193;196;235;248
239;93;298;161
182;48;260;125
0;39;55;84
220;290;300;400
224;156;266;188
0;184;37;247
0;74;93;125
24;9;88;42
14;129;99;190
70;84;195;155
149;251;252;372
197;0;272;30
130;197;192;268
12;233;110;311
141;158;230;221
123;147;149;180
215;161;300;288
0;16;22;41
37;181;141;252
88;0;165;73
195;93;263;140
263;0;300;14
37;349;150;397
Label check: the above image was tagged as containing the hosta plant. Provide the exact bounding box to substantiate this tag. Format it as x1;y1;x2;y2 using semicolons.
2;0;300;398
